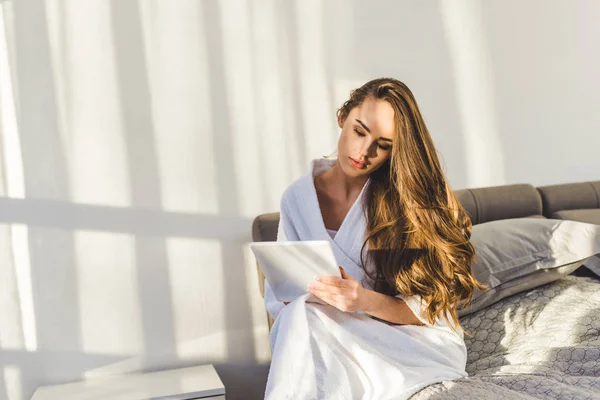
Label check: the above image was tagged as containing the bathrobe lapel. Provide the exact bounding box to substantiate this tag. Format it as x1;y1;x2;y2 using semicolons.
290;158;370;281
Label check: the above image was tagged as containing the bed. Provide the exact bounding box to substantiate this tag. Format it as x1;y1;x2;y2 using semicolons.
251;180;600;399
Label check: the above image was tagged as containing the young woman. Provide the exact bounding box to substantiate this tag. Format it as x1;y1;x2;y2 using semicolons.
263;78;487;399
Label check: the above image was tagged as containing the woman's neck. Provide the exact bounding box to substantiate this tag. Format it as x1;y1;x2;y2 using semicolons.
318;159;368;201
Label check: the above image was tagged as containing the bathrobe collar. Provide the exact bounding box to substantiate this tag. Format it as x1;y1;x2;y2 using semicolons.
293;158;371;278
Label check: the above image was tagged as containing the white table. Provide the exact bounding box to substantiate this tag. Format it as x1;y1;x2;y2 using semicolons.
31;364;226;400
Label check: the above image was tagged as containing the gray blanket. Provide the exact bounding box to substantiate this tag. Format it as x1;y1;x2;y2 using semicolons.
410;276;600;399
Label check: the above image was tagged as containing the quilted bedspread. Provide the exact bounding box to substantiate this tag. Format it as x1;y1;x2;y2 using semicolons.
410;276;600;399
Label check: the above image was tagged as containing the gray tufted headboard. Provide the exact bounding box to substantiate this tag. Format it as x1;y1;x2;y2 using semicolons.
251;184;544;297
537;181;600;224
251;180;600;329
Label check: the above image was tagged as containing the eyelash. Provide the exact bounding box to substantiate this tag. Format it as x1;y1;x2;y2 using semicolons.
354;128;391;150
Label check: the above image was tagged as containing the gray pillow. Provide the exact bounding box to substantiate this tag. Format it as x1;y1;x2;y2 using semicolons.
584;255;600;276
458;218;600;317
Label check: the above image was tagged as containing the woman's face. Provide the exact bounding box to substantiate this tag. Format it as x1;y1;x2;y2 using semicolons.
337;97;395;177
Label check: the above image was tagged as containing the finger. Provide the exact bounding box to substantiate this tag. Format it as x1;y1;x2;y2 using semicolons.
316;276;347;287
310;289;355;312
307;287;330;304
309;285;356;307
339;266;350;278
309;282;345;295
309;288;339;306
340;267;356;282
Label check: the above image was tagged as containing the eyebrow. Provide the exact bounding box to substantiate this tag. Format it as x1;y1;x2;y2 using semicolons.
355;119;393;143
355;119;371;133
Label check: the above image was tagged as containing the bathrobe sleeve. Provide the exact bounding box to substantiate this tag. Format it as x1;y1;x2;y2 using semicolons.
395;294;448;327
395;293;456;331
394;293;434;327
263;197;298;321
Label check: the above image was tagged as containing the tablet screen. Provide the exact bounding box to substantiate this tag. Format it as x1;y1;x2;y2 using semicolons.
250;240;341;302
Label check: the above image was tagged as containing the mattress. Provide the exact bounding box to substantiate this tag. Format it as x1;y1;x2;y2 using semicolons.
410;275;600;399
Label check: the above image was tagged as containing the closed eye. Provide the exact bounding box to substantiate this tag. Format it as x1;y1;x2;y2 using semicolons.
354;128;365;137
355;128;391;151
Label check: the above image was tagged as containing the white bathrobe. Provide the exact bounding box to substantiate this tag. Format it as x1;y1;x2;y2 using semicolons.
264;158;468;400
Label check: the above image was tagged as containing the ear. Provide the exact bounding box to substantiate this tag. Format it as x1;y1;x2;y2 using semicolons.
337;113;344;129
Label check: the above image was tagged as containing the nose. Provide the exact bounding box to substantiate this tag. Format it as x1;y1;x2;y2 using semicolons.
358;145;368;158
359;139;375;159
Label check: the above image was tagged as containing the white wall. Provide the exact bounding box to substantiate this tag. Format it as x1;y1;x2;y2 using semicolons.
0;0;598;399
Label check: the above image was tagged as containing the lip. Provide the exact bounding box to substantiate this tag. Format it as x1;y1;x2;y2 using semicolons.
349;157;365;169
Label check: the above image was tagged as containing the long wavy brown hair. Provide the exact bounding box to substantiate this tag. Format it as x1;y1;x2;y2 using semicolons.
337;78;488;335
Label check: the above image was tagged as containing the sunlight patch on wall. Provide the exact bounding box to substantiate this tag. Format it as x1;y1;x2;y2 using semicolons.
166;237;227;361
48;0;132;207
246;0;290;213
274;2;305;185
76;230;143;354
217;0;262;217
44;0;69;170
0;225;24;351
293;0;336;163
0;5;36;353
3;365;21;400
218;0;289;217
3;224;37;352
0;4;24;200
439;1;505;188
139;0;219;215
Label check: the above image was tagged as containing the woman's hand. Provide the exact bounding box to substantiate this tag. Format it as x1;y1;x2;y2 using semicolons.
307;266;373;312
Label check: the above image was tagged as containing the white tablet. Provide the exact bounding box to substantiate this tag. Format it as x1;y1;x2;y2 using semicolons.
250;240;342;303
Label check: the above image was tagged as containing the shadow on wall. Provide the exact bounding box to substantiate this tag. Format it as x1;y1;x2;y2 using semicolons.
1;0;498;398
6;0;598;399
0;1;265;399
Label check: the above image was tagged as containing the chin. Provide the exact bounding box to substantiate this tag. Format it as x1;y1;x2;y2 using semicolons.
342;162;367;177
